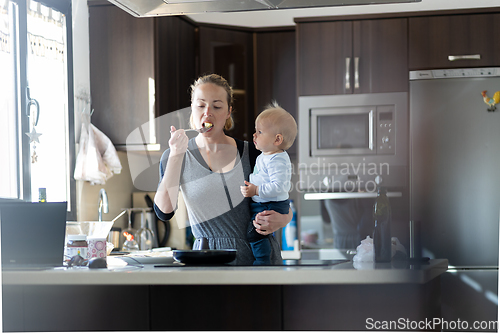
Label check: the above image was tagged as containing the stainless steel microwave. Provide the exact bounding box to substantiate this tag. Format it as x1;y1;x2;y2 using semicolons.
298;92;408;192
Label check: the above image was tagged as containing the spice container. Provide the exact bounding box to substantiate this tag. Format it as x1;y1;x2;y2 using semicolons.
66;235;88;260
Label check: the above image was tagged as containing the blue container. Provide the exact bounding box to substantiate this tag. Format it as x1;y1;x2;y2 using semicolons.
282;200;297;251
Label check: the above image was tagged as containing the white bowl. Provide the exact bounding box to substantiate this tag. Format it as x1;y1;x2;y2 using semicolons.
66;221;114;239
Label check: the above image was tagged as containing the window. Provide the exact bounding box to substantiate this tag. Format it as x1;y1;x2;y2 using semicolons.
0;0;75;218
0;2;20;199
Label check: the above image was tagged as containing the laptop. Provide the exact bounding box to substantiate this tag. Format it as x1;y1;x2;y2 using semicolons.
0;201;67;270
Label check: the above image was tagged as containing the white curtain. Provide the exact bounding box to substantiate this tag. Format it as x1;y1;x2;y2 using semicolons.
0;3;19;199
26;0;69;202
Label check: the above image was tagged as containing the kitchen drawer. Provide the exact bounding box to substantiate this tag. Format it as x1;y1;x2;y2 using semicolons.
2;285;150;331
150;285;282;330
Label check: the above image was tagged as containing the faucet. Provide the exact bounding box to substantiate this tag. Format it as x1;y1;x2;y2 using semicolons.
98;188;109;222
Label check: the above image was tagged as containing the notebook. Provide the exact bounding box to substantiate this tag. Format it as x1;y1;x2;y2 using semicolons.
0;201;67;270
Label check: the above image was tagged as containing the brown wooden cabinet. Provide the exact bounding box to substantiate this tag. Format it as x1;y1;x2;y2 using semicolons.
297;18;408;96
89;5;196;145
89;5;155;145
409;13;500;70
254;29;297;155
198;26;254;142
155;17;197;117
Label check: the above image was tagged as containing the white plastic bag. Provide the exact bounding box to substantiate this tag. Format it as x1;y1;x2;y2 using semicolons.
74;123;121;185
352;236;407;262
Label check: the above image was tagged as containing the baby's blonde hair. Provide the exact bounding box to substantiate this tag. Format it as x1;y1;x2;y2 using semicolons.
256;102;297;150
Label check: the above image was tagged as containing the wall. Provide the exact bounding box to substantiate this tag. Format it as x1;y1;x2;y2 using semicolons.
76;152;134;231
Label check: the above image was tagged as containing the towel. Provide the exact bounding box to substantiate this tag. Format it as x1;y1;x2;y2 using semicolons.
74;123;122;185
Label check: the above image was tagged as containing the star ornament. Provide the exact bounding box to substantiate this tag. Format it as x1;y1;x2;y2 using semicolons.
26;127;42;143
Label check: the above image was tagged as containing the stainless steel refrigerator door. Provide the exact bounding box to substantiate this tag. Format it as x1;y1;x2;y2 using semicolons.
441;268;498;329
410;77;500;266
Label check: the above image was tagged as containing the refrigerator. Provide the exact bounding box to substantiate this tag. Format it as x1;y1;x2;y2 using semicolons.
410;68;499;328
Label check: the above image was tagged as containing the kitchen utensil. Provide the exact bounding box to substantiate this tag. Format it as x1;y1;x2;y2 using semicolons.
111;209;127;224
200;237;209;249
172;249;237;265
136;208;154;250
144;194;170;247
185;126;211;134
107;227;121;251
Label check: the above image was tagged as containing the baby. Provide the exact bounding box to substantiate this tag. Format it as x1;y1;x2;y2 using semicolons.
240;102;297;263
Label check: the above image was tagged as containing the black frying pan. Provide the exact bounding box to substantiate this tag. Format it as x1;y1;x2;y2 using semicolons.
173;249;237;265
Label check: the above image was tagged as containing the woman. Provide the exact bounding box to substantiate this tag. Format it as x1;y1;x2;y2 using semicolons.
154;74;292;264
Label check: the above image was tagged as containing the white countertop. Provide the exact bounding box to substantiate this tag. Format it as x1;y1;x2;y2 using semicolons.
1;258;448;286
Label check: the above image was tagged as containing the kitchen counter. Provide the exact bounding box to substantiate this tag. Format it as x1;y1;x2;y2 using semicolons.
2;257;448;332
2;258;447;286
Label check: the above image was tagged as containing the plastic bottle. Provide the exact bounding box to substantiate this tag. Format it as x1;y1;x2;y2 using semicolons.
282;200;297;251
39;188;46;203
373;186;392;262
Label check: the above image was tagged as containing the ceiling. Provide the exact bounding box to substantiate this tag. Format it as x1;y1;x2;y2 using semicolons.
186;0;500;28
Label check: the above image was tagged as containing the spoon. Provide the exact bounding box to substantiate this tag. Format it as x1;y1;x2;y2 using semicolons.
185;123;213;134
185;127;210;134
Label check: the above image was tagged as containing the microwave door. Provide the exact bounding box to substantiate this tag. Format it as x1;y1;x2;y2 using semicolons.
310;107;376;156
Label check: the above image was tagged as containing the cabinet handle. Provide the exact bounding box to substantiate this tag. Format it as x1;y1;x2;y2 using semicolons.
448;54;481;61
354;57;360;89
345;57;351;90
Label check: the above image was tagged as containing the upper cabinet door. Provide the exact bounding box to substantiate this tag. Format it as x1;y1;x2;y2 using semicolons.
255;30;297;155
89;5;155;145
198;26;254;142
409;13;500;70
354;18;408;94
297;21;352;96
297;18;408;96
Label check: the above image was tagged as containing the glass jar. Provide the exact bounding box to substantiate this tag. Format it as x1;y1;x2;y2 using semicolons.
66;235;88;260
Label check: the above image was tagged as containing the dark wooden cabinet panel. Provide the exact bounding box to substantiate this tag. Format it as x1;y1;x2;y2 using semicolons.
355;19;408;94
150;285;282;330
90;7;196;144
3;285;150;331
297;21;352;96
297;18;408;96
2;285;24;331
255;30;297;155
198;26;254;141
156;17;197;116
283;279;441;330
89;5;155;145
409;13;500;70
